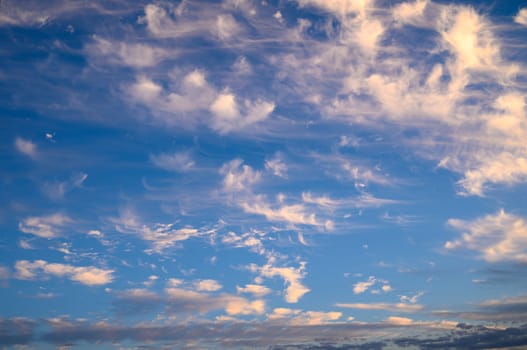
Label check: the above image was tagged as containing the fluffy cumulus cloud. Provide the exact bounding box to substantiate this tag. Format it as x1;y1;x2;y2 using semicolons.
14;260;113;286
18;213;72;238
446;210;527;263
514;8;527;26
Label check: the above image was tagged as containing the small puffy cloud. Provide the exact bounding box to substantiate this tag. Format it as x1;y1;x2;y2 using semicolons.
210;92;275;133
19;213;72;238
14;260;113;286
194;279;222;292
514;8;527;26
353;276;376;294
237;284;272;297
220;158;261;193
446;209;527;263
336;302;424;313
353;276;392;295
14;137;37;158
150;151;194;172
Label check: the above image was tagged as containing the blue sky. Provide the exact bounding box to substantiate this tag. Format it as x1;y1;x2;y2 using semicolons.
1;0;527;348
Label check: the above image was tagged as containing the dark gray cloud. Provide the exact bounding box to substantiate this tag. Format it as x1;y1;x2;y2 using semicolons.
1;316;527;349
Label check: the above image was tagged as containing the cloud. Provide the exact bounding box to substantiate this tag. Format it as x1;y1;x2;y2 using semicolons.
18;213;72;238
384;316;413;325
14;137;37;158
268;308;342;325
515;8;527;26
87;37;169;68
433;295;527;323
113;209;211;253
0;2;49;27
220;158;261;193
241;195;322;227
237;284;272;297
446;209;527;263
14;260;113;286
209;92;275;134
249;257;310;303
150;151;195;172
392;0;429;26
194;279;222;292
336;302;424;313
165;287;264;316
42;172;88;200
265;153;288;178
353;276;392;295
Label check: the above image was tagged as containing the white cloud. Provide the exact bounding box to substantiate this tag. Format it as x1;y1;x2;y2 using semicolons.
220;158;261;193
14;260;113;286
400;291;424;304
210;92;275;134
249;258;310;303
515;8;527;26
237;284;272;297
392;0;428;26
14;137;37;158
215;14;242;40
265;153;288;178
353;276;376;294
352;276;392;295
194;279;222;292
336;302;424;313
242;195;320;227
446;209;527;263
19;213;72;238
88;37;169;68
113;209;211;253
150;151;195;172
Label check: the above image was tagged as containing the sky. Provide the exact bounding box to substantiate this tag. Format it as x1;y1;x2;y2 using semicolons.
1;0;527;349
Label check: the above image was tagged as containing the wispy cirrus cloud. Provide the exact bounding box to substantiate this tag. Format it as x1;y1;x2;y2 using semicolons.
336;302;424;313
446;209;527;263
